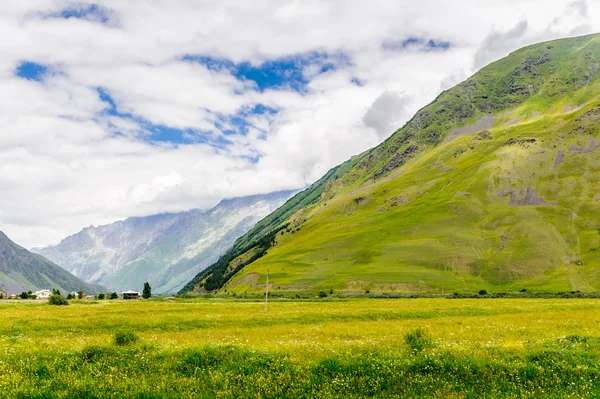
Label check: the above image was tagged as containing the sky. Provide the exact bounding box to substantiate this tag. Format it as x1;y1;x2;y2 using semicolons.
0;0;598;248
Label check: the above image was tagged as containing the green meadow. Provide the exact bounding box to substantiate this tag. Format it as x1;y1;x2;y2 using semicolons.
1;298;599;398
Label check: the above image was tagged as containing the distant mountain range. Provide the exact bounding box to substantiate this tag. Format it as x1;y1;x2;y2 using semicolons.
0;231;104;294
182;33;600;295
33;191;292;294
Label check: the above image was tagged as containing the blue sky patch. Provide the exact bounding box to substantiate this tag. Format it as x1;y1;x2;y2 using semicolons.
98;88;117;114
425;39;451;50
184;50;351;93
147;125;211;145
15;62;48;81
169;51;351;150
351;77;366;87
240;153;262;164
42;3;114;25
96;88;267;148
215;104;278;138
383;37;451;52
98;88;201;145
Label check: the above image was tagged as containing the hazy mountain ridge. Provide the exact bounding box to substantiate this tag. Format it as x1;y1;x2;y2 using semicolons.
0;231;104;294
182;33;600;294
35;191;292;294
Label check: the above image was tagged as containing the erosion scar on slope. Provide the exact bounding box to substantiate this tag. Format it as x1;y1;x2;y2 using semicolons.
447;114;494;142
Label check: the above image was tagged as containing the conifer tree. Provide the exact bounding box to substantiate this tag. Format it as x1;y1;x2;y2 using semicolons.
143;282;151;299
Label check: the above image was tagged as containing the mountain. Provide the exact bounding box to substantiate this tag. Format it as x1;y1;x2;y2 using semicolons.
0;231;104;294
182;33;600;295
34;191;292;294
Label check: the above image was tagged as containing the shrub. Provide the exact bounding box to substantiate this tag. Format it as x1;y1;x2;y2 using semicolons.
81;345;115;362
520;288;527;292
478;289;488;296
48;294;69;306
114;331;139;346
96;293;105;300
0;293;3;299
404;328;434;352
109;292;118;300
564;335;589;344
67;293;74;300
318;291;328;298
19;290;37;299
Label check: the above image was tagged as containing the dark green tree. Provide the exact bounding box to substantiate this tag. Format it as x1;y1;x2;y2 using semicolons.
109;292;118;300
143;282;151;299
48;294;68;306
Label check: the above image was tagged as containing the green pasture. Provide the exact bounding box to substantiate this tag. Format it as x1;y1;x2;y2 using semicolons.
0;298;599;398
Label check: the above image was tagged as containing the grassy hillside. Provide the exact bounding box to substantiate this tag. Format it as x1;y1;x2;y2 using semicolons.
0;231;105;294
184;33;600;295
178;156;362;293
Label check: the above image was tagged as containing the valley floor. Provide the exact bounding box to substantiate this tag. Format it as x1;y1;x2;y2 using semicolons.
0;298;599;398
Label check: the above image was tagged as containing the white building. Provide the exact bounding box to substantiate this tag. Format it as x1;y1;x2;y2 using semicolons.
34;290;52;299
122;290;140;299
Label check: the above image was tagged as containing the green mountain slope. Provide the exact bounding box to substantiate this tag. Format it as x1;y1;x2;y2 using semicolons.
182;33;600;295
179;157;362;293
0;231;105;294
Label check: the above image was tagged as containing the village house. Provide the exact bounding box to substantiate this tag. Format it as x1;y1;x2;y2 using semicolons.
0;290;7;299
34;290;52;299
122;290;140;300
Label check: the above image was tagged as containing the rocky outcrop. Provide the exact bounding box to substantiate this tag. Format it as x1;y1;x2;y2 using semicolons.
497;186;557;206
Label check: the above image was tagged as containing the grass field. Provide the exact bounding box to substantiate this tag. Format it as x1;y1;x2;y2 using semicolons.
1;298;599;398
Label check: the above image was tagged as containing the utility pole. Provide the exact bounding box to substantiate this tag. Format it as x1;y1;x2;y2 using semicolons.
264;270;269;313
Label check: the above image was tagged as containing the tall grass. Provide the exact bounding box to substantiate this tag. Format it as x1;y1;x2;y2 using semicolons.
0;298;599;398
1;339;599;398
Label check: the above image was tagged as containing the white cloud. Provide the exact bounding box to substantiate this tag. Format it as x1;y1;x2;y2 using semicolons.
0;0;598;248
472;1;593;69
363;91;412;140
473;21;530;69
